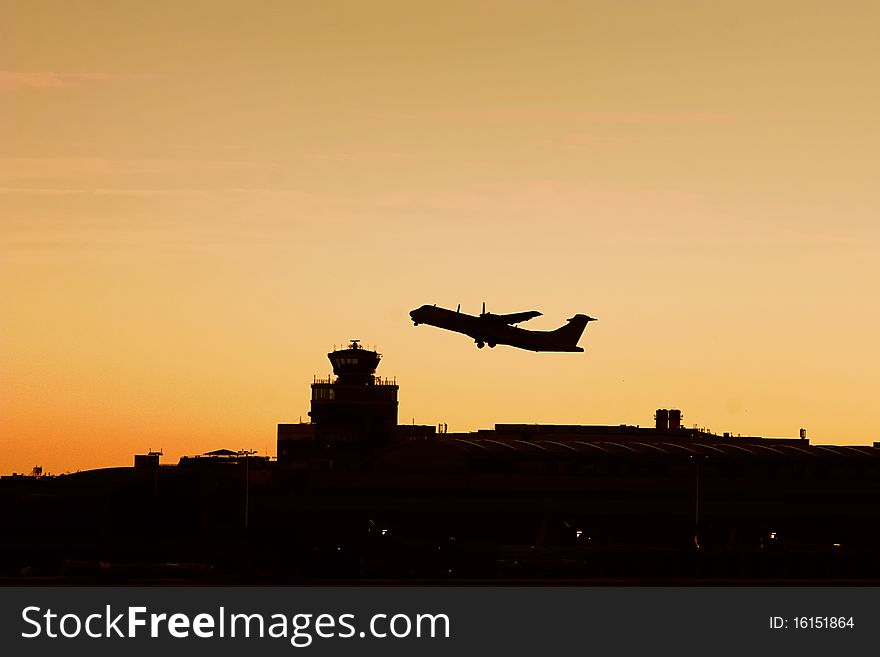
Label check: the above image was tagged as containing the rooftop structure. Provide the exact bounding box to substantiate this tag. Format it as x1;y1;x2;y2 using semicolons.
279;340;413;463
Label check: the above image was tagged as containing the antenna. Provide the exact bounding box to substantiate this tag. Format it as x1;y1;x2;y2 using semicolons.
456;303;460;313
481;301;486;315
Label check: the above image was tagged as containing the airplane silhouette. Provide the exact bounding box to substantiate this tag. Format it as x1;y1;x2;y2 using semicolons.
410;303;596;352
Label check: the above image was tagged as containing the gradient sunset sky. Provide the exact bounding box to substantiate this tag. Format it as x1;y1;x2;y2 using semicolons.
3;1;879;473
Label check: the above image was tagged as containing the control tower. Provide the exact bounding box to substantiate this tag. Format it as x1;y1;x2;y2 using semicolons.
309;340;399;445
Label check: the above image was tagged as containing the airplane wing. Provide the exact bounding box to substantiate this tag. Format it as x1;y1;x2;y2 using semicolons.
483;310;543;325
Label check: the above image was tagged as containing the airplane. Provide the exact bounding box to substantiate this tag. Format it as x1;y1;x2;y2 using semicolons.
409;302;596;352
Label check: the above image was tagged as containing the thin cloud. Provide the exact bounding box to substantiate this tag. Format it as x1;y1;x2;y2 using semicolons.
305;151;416;163
0;158;274;183
0;187;89;195
0;187;210;196
0;71;159;91
359;109;734;125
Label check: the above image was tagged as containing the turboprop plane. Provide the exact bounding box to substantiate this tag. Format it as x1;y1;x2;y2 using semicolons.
409;303;596;352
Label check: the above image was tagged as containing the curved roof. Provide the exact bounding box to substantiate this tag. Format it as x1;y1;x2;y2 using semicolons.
439;437;880;459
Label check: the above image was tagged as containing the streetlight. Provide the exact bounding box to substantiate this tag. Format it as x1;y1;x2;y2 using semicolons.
238;450;258;530
691;454;701;550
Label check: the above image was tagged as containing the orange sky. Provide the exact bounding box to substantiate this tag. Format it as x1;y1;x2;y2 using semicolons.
2;1;879;474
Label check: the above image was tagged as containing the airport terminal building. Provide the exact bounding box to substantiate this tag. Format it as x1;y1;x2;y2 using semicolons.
2;341;879;581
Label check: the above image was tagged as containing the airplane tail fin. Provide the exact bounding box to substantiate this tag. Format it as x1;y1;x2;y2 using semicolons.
549;314;596;351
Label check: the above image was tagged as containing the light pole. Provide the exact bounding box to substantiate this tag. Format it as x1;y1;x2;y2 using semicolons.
693;455;701;550
238;450;258;530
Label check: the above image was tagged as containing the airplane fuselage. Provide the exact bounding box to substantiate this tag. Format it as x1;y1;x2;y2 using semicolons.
409;305;595;352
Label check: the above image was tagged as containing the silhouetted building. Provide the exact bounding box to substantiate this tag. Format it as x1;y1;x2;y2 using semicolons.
311;340;398;441
655;408;683;431
133;450;162;468
655;408;669;430
277;423;316;463
3;341;880;583
278;340;423;464
669;408;682;430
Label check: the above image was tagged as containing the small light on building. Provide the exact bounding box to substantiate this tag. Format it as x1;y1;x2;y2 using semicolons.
575;529;583;539
380;529;388;536
832;543;842;548
769;531;777;540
